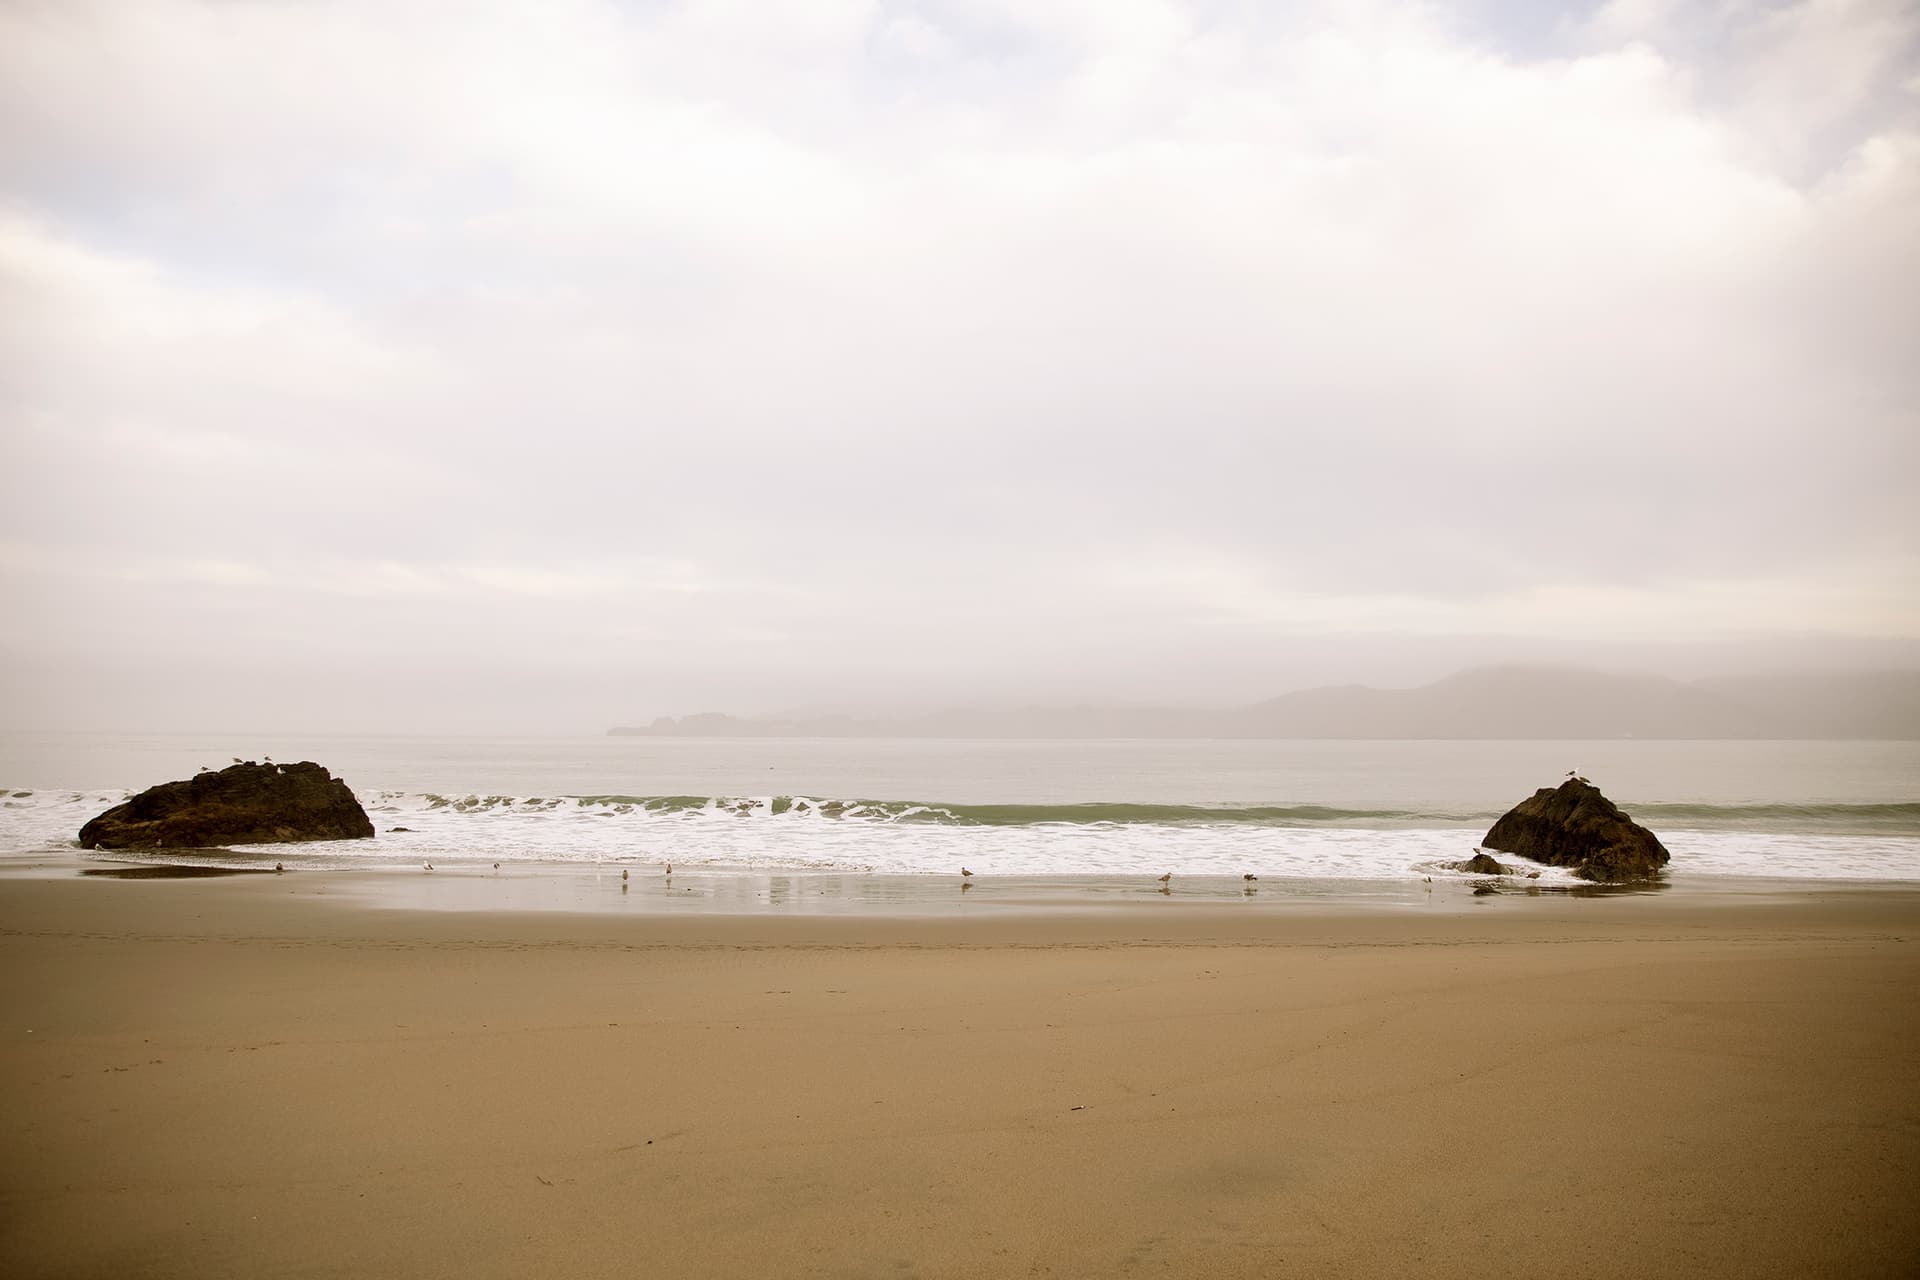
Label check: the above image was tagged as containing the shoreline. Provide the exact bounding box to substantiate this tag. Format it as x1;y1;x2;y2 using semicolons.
3;847;1907;921
4;864;1916;947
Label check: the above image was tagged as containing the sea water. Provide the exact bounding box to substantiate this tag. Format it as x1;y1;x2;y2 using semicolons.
1;733;1915;882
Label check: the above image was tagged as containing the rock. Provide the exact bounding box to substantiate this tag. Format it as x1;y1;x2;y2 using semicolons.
1451;851;1517;876
78;762;376;850
1482;778;1669;882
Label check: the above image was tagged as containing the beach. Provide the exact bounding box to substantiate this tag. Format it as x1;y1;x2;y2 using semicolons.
2;871;1916;1278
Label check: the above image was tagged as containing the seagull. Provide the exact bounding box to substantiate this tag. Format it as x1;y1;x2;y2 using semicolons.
492;862;500;870
1243;873;1257;882
961;867;974;878
622;869;629;882
231;757;241;764
665;862;673;876
274;862;284;873
424;862;434;872
1157;872;1172;884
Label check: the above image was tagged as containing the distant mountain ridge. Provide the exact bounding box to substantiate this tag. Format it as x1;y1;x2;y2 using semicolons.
610;666;1920;740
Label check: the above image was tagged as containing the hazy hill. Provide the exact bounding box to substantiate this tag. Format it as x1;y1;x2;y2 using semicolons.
1693;669;1920;740
611;666;1920;739
1236;667;1766;739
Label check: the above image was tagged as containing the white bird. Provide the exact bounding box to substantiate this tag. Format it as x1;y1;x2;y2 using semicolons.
424;862;434;872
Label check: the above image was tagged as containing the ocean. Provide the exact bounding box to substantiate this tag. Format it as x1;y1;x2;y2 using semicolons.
2;732;1916;884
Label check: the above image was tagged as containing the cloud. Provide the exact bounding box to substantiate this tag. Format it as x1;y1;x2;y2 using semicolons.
0;0;1915;727
1585;0;1920;175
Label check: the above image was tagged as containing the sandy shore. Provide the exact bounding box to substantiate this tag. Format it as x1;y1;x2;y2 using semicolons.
2;874;1916;1278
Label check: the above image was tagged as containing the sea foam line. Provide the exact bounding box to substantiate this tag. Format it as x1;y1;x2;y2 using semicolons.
5;787;1918;881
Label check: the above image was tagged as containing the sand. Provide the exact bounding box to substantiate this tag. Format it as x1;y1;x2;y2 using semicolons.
2;872;1916;1278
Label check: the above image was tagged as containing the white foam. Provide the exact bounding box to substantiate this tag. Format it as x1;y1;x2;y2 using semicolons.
6;788;1915;882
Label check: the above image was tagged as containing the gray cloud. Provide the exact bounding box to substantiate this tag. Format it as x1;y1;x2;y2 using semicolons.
2;0;1916;730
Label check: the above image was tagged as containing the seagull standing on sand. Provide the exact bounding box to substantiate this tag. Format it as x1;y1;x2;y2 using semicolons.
1157;872;1172;884
275;862;285;873
424;862;434;872
961;867;974;879
1243;873;1257;882
665;862;673;876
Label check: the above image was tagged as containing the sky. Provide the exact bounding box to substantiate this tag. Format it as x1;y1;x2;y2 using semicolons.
2;0;1917;732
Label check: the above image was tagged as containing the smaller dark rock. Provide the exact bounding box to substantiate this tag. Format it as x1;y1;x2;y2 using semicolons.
1483;777;1669;882
1452;851;1516;876
388;826;413;833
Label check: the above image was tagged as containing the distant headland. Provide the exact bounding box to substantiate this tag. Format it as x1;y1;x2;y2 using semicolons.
610;665;1920;740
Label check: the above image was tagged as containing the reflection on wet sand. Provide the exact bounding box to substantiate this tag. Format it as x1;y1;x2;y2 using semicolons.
81;865;273;880
245;862;1680;917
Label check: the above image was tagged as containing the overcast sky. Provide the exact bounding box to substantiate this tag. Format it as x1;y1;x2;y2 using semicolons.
3;0;1917;732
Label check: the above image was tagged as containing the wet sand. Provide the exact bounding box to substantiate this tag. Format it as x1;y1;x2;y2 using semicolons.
1;872;1916;1278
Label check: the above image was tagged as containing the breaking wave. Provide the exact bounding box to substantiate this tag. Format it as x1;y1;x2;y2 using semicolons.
4;787;1917;881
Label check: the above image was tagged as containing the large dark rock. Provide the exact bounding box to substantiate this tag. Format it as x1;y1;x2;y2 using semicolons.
78;761;376;850
1482;778;1669;882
